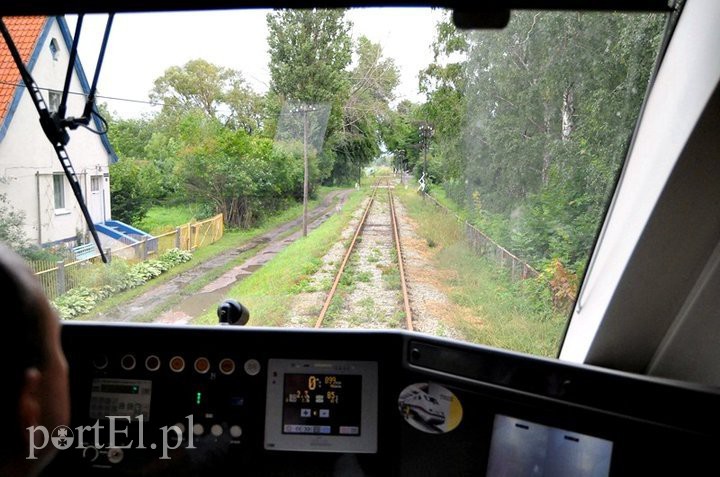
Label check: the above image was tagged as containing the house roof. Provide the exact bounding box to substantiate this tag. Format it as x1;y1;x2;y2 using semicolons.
0;16;117;162
0;16;47;125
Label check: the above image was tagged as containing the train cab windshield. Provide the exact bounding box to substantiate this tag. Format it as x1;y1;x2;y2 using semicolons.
1;6;667;353
2;1;720;476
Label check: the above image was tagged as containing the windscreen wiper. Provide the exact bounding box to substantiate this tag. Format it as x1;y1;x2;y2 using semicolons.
0;14;114;263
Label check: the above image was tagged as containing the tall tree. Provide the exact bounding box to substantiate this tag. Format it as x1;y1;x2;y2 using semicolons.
150;58;264;133
267;9;352;104
418;13;468;182
267;9;353;233
345;36;399;124
335;35;400;182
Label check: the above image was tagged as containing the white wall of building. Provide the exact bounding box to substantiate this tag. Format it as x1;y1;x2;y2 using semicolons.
0;17;113;247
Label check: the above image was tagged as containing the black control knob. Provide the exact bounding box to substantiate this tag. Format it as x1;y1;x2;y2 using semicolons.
217;299;250;326
82;446;99;462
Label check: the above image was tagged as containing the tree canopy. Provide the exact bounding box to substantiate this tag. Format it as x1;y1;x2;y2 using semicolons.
150;58;265;134
267;9;352;104
414;10;664;274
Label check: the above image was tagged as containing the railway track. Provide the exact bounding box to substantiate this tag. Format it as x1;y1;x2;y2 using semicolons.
315;178;413;331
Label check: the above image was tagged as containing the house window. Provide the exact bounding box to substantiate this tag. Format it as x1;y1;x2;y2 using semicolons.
53;174;65;209
50;38;60;61
91;175;101;192
49;38;59;60
48;91;61;113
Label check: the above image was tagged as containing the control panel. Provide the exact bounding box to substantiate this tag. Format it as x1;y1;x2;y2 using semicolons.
42;323;720;476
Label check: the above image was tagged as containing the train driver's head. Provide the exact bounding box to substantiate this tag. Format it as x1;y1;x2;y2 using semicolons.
0;243;70;477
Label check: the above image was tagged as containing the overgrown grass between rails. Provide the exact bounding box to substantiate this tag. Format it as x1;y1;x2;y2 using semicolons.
80;187;346;320
396;188;566;358
322;293;348;327
321;253;361;327
380;247;400;291
193;190;365;327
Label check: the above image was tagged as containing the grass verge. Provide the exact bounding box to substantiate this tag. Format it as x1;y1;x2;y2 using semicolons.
396;188;566;358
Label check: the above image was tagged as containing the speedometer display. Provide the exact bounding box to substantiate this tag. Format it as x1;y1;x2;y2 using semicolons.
282;373;362;436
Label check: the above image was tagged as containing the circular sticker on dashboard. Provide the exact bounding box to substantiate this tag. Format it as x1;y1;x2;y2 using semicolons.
398;382;463;434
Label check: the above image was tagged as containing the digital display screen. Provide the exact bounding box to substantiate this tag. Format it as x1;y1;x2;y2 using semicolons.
486;415;613;477
265;359;377;453
282;373;362;436
89;378;152;420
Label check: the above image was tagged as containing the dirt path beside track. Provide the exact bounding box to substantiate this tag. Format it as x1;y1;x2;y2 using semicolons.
92;189;352;323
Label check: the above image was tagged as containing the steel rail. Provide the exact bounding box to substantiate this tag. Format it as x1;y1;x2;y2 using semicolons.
388;182;413;331
314;181;381;328
315;176;413;331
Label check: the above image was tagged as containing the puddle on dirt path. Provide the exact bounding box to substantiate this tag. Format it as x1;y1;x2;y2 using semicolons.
155;280;236;325
156;252;283;324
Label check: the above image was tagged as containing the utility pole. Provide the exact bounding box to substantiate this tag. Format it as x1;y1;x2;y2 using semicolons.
396;149;406;184
419;123;434;186
292;104;317;237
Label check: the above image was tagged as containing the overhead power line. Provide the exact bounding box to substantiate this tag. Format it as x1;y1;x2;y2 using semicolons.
0;79;165;107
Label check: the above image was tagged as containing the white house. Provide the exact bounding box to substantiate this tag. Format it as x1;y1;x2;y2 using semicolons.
0;16;116;248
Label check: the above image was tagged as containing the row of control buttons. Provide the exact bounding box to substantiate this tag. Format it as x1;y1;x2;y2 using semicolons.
94;354;261;376
176;422;243;439
82;423;244;465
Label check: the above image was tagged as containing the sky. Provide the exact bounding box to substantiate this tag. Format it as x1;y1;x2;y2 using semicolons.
67;8;446;119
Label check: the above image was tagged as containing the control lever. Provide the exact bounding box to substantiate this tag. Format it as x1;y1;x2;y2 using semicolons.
217;299;250;326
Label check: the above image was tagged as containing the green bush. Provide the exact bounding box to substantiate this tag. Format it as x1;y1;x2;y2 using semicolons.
80;259;132;291
54;287;98;319
159;248;193;266
53;248;193;320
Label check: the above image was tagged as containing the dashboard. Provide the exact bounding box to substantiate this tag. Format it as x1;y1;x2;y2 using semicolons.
44;322;720;476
